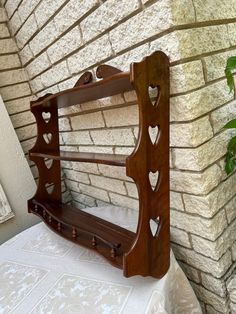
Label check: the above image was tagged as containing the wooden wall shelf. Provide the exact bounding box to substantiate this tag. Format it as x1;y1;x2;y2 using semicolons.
28;51;170;279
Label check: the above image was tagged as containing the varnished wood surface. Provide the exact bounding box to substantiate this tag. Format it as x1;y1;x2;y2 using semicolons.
31;72;132;109
30;151;127;166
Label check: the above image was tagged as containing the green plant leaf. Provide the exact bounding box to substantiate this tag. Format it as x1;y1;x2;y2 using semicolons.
224;118;236;129
225;157;235;174
225;56;236;92
228;136;236;153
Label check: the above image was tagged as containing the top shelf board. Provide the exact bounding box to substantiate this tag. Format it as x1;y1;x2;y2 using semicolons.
31;72;133;109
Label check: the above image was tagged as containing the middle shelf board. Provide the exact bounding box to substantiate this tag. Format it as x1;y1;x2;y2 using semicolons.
30;151;128;166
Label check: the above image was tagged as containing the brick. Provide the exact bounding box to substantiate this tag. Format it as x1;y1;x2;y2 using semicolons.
0;38;18;54
191;219;236;260
170;116;213;148
110;1;172;53
183;173;236;218
114;147;135;155
40;61;70;88
80;95;125;111
103;105;138;127
15;124;37;141
177;25;230;59
9;11;21;35
0;83;31;101
0;8;7;22
54;0;98;33
64;169;90;184
170;0;195;25
21;138;36;153
170;61;204;94
5;0;21;18
35;0;67;27
125;182;138;198
59;117;71;131
10;110;35;128
0;23;9;38
173;131;230;171
17;0;41;23
90;174;126;195
170;209;227;241
173;244;232;278
47;26;82;64
90;128;135;146
178;261;201;283
70;112;105;130
26;53;51;79
225;196;236;224
65;179;80;193
36;85;60;98
19;45;33;65
79;146;113;154
109;192;139;210
194;0;236;21
170;191;184;211
67;35;113;74
61;131;93;145
79;183;109;202
150;32;181;63
227;276;236;303
29;20;59;56
170;226;191;248
0;69;28;87
201;273;226;298
192;283;228;313
30;76;44;93
16;14;38;49
72;162;99;175
98;164;130;181
170;164;221;194
211;100;236;134
0;54;20;70
107;43;150;72
170;80;233;122
81;0;140;42
204;49;236;82
71;191;96;207
4;96;33;115
228;23;236;46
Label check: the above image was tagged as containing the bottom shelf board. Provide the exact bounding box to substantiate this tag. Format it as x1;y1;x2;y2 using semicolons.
29;199;136;269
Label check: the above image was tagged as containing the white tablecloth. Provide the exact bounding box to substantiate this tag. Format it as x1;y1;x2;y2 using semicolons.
0;206;202;314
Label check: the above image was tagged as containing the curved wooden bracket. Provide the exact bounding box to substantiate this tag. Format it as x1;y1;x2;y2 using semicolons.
74;71;93;87
96;65;122;79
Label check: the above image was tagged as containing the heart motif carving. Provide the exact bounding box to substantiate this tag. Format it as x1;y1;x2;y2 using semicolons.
148;125;159;145
42;111;51;123
149;170;159;191
44;158;53;169
148;86;159;106
43;133;52;144
45;182;54;194
149;217;160;237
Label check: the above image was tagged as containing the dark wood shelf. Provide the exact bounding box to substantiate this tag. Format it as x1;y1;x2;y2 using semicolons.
30;151;128;166
29;199;135;268
31;72;133;109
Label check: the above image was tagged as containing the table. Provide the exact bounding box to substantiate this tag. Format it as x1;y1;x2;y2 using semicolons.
0;205;202;313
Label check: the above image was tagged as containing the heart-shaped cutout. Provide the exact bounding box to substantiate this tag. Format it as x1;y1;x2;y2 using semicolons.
42;111;51;123
149;125;159;145
44;158;53;169
43;133;52;144
149;170;159;191
148;86;159;106
149;217;160;237
45;182;54;194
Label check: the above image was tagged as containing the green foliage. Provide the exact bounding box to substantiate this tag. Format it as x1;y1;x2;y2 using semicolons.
224;57;236;174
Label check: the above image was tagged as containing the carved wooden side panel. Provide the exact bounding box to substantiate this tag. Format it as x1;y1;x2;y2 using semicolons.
124;51;170;278
28;98;61;206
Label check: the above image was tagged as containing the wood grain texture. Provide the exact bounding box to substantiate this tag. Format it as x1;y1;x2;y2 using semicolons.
28;51;170;279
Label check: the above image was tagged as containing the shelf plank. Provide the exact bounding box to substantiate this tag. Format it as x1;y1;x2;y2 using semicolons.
29;199;136;269
30;151;128;166
31;72;133;109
